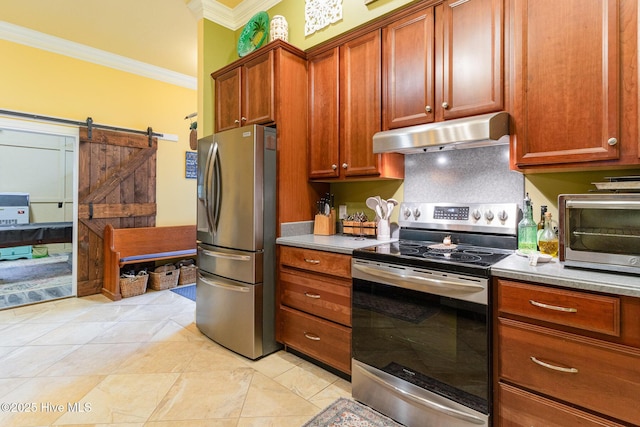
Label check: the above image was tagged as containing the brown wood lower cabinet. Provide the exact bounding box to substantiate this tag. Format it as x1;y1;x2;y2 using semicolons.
277;246;352;375
497;383;626;427
494;278;640;426
279;306;351;374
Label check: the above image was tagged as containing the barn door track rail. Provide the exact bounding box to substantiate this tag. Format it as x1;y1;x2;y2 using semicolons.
1;109;159;145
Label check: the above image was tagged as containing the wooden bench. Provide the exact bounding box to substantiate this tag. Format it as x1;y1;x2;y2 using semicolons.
102;224;197;300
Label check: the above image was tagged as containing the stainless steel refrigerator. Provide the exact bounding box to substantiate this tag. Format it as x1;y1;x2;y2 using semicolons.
195;124;281;359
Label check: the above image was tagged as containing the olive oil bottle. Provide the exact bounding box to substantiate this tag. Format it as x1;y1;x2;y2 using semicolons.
538;212;559;257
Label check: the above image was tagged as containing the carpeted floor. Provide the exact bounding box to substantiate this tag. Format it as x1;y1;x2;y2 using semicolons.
170;283;196;301
0;254;72;309
302;398;404;427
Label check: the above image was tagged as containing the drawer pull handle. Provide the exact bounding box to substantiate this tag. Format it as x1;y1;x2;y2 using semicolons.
304;332;321;341
530;356;578;374
529;300;577;313
304;258;320;265
304;292;321;299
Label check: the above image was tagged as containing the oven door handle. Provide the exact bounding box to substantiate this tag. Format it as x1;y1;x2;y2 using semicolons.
353;264;485;293
356;361;486;425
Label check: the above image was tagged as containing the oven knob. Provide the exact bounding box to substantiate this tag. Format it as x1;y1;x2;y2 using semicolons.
497;210;508;222
413;208;421;219
403;208;411;219
471;209;482;221
484;210;494;222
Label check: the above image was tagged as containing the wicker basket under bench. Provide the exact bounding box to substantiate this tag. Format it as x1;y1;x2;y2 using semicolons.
103;224;196;300
149;264;180;290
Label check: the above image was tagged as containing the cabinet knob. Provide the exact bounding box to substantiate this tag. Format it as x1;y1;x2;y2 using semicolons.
425;105;432;113
234;119;240;124
607;137;618;146
342;163;348;169
442;102;449;109
331;164;338;170
241;117;247;122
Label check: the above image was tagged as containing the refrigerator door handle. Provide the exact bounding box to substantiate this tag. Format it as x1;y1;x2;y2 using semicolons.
199;273;251;292
209;142;221;236
201;142;215;234
200;247;252;261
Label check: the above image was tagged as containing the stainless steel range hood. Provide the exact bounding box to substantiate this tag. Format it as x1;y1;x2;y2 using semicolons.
373;112;510;154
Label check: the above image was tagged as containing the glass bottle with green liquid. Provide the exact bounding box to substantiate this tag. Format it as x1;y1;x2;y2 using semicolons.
517;193;538;254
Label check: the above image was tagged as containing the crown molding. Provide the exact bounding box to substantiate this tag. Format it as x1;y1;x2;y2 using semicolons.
0;21;197;90
189;0;282;30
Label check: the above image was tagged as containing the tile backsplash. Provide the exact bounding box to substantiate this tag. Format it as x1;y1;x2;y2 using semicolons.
403;144;524;204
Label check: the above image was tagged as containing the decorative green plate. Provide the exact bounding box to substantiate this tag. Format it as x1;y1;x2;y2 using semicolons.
237;11;269;57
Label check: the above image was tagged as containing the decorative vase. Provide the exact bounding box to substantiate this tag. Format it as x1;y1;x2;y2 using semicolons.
270;15;288;42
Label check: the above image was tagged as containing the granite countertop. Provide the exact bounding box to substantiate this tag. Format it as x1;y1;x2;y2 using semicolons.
492;254;640;297
276;234;387;255
277;226;640;298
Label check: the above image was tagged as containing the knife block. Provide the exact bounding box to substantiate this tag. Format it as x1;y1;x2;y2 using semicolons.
313;209;336;235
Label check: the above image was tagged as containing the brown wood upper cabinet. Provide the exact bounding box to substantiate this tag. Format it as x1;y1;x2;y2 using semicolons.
383;0;504;130
212;50;275;132
509;0;620;167
308;30;403;181
211;40;325;230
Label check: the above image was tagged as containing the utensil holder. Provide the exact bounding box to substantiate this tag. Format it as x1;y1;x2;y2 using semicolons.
314;209;336;235
377;219;391;241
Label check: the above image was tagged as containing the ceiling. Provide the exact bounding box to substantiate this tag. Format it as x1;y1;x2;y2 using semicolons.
0;0;274;80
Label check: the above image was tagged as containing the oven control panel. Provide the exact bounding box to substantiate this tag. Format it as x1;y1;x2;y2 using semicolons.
399;202;521;235
433;206;469;220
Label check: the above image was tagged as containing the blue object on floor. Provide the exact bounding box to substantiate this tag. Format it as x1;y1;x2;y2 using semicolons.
170;284;196;301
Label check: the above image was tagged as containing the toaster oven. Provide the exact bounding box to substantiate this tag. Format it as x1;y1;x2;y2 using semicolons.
559;194;640;274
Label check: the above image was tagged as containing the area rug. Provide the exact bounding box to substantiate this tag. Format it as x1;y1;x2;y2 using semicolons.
302;398;404;427
0;254;73;309
170;283;196;301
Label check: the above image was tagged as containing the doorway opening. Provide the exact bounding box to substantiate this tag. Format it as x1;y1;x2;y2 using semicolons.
0;117;78;310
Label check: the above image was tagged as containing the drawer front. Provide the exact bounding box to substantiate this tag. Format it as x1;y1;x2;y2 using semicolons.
497;279;620;336
279;246;351;279
280;306;351;374
498;318;640;425
497;382;625;427
280;269;351;326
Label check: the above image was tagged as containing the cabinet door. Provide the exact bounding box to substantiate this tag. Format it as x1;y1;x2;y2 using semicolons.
383;8;435;129
243;50;275;126
439;0;503;120
510;0;619;166
215;68;242;132
341;30;382;178
308;47;340;179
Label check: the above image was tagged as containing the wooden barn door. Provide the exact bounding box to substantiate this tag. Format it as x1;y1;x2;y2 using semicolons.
77;127;157;296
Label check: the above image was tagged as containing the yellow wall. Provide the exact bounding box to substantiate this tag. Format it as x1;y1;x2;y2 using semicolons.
526;169;640;221
268;0;415;50
199;19;237;138
0;39;197;226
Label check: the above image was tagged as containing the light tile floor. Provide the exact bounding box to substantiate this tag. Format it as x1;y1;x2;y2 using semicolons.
0;289;351;426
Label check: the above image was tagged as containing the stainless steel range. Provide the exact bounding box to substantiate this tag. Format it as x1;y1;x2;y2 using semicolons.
351;202;520;427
